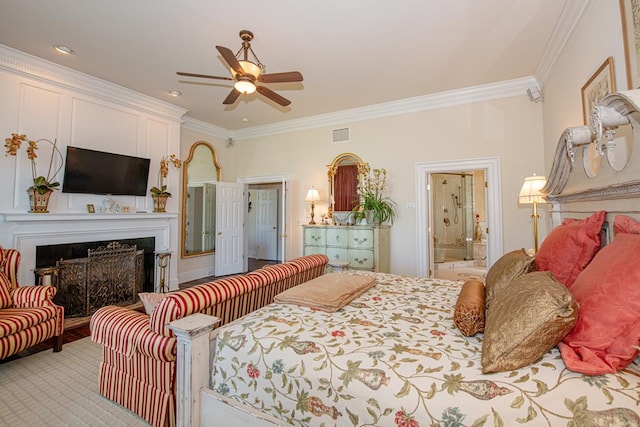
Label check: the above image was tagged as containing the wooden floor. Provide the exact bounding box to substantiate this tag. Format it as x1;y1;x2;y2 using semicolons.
1;258;278;364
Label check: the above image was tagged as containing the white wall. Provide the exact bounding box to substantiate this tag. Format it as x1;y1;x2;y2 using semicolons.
0;45;185;288
542;2;634;194
231;95;544;276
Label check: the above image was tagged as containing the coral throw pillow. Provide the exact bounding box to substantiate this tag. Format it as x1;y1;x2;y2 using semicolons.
559;232;640;375
535;210;605;287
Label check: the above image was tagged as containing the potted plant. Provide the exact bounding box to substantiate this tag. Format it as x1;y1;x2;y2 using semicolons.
350;165;397;225
150;154;181;212
4;133;63;213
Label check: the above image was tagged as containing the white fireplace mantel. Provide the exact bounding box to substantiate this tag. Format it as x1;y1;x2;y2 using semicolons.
1;212;179;288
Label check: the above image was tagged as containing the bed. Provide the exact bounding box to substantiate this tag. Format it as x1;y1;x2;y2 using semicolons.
207;270;640;426
170;89;640;427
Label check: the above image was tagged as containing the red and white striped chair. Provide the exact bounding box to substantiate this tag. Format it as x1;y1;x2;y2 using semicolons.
90;254;328;427
0;247;64;360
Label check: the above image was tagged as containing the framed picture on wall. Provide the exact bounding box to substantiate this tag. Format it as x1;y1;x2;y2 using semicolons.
581;57;616;125
581;57;616;178
621;0;640;89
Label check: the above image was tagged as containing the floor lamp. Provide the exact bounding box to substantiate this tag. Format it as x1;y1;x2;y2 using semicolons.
305;187;321;225
519;174;547;253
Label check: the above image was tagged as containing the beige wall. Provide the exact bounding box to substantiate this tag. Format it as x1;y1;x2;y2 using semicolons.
542;2;633;195
229;95;544;276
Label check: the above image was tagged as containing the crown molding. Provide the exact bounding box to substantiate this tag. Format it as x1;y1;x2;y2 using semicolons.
181;116;228;140
535;0;591;87
0;44;187;122
228;76;538;140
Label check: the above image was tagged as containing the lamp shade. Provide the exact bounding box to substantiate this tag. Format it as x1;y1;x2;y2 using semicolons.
304;187;320;203
519;174;547;204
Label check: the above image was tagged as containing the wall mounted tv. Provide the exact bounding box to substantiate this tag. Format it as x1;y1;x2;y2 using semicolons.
62;146;151;196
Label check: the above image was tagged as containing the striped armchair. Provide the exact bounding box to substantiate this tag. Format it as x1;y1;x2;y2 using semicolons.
0;248;64;360
90;254;328;427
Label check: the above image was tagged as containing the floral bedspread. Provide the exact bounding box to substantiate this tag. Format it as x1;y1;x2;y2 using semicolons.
210;272;640;426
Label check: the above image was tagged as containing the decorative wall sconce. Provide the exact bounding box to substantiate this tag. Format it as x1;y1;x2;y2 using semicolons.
304;187;321;225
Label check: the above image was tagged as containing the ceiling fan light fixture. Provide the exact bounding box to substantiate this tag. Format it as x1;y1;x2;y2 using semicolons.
238;60;261;78
234;78;257;94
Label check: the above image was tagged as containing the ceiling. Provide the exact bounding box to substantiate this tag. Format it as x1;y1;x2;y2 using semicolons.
0;1;571;131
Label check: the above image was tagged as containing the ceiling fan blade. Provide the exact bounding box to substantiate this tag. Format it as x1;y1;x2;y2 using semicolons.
258;71;303;84
176;71;233;81
223;88;241;105
216;45;244;75
256;86;291;107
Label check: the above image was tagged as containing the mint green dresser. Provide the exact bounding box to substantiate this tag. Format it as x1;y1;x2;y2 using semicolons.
303;225;390;272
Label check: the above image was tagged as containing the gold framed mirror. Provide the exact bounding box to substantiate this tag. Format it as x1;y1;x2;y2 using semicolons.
181;141;222;258
327;153;368;220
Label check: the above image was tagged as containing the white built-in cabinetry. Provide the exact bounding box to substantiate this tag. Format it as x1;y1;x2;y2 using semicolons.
303;225;390;272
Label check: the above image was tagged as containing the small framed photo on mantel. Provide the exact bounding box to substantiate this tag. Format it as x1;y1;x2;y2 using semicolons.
86;204;95;214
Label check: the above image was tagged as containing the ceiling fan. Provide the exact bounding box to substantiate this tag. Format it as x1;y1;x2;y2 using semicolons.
177;30;303;107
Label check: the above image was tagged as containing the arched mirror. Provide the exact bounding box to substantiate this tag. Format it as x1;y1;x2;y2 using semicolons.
327;153;368;221
181;141;222;258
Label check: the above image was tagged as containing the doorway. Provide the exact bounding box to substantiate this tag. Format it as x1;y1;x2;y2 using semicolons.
239;174;290;264
415;157;503;277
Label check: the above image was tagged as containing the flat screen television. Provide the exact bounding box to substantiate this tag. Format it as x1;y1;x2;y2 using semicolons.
62;146;151;196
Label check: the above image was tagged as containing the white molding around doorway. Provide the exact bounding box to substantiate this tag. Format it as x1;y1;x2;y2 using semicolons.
415;157;503;277
237;174;291;262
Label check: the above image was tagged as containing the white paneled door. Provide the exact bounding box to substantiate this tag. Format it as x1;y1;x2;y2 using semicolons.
256;189;278;260
215;182;246;276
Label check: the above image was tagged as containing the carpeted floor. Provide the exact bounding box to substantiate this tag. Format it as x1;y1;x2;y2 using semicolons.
0;337;149;426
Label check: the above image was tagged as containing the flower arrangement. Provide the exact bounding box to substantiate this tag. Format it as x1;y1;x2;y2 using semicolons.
4;133;63;194
150;154;181;197
351;164;397;225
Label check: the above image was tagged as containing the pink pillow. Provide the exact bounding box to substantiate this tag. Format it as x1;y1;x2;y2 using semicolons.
558;232;640;375
614;214;640;235
535;210;605;287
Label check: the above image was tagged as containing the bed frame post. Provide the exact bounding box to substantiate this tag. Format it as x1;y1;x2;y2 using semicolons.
169;313;220;427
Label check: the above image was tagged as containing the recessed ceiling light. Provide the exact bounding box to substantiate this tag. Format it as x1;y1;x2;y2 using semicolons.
168;90;182;97
54;44;74;55
241;118;249;123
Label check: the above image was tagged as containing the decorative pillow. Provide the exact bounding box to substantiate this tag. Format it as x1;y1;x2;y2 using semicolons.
558;232;640;375
614;214;640;235
535;210;605;288
0;271;13;309
453;279;485;336
484;249;535;309
482;271;578;373
138;292;168;315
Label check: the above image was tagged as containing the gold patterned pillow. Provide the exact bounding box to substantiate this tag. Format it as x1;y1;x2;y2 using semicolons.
481;271;578;373
484;249;535;309
453;280;485;336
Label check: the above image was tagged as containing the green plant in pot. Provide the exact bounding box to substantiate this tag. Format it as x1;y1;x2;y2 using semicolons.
150;154;181;212
350;165;397;225
4;133;63;212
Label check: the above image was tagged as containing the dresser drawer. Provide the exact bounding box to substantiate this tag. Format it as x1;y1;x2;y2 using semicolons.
349;249;374;270
304;246;326;256
348;228;374;250
304;227;326;246
326;227;348;247
326;247;349;264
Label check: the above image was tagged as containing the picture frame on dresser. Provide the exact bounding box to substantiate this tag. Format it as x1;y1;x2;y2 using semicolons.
621;0;640;89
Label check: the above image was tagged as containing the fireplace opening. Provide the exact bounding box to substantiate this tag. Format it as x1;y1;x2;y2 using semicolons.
36;237;155;317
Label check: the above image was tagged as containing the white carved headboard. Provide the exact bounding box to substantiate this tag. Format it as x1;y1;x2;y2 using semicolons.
542;89;640;243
